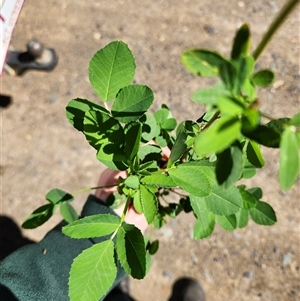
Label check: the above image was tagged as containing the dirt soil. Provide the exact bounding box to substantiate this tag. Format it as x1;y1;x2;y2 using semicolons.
1;1;299;300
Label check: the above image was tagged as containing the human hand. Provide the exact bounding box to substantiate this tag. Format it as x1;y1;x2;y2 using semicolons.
94;142;171;234
94;168;148;233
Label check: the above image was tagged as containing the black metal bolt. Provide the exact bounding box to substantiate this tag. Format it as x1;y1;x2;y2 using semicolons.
27;40;44;58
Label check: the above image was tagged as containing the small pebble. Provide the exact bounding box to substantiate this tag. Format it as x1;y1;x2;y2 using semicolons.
203;25;218;35
93;32;101;40
146;62;152;71
283;252;292;266
243;270;254;279
213;257;222;263
191;253;199;264
162;270;173;278
273;80;285;89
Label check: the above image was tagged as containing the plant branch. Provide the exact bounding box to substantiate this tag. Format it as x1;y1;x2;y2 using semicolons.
120;195;132;224
252;0;299;60
72;184;118;196
110;195;131;240
169;188;188;198
201;111;220;131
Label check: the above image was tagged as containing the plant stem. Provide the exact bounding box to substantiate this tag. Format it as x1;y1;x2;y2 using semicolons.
169;188;188;198
72;183;118;196
201;111;220;131
110;195;131;240
252;0;299;60
260;111;277;121
104;102;109;111
120;195;132;223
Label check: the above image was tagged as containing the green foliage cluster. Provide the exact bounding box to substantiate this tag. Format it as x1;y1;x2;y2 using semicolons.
23;9;299;301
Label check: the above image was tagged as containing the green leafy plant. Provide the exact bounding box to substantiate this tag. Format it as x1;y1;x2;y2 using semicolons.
23;1;299;300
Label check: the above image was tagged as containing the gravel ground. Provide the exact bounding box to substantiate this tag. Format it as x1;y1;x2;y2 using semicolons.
1;1;299;300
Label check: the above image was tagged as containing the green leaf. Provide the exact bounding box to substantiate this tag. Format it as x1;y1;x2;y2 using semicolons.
147;240;159;255
216;144;243;188
167;132;187;167
181;49;227;77
249;201;277;225
112;85;154;123
233;56;254;95
161;118;177;131
133;190;143;213
46;188;74;204
145;252;152;275
139;185;158;224
243;125;281;148
89;41;135;101
267;118;290;134
194;116;241;157
243;79;257;101
204;184;243;215
237;56;257;98
155;134;168;147
152;213;166;229
141;173;176;187
247;187;263;199
124;175;140;189
83;110;124;149
168;161;215;197
69;240;116;301
238;186;257;209
251;69;275;87
190;196;215;239
279;127;300;190
138;144;162;163
139;113;160;142
22;204;55;229
97;144;128;170
289;112;300;126
116;224;146;279
124;122;142;160
296;132;300;148
153;107;177;131
191;82;232;106
216;215;237;231
138;161;159;175
235;209;249;228
218;96;245;115
177;120;200;136
242;163;256;179
219;60;237;92
160;202;183;218
178;121;200;148
231;24;251;60
62;214;120;239
154;107;170;124
66;98;109;132
245;140;265;168
60;202;79;223
241;108;260;133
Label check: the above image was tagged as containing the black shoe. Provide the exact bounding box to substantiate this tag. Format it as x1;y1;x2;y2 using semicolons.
104;276;136;301
168;277;206;301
